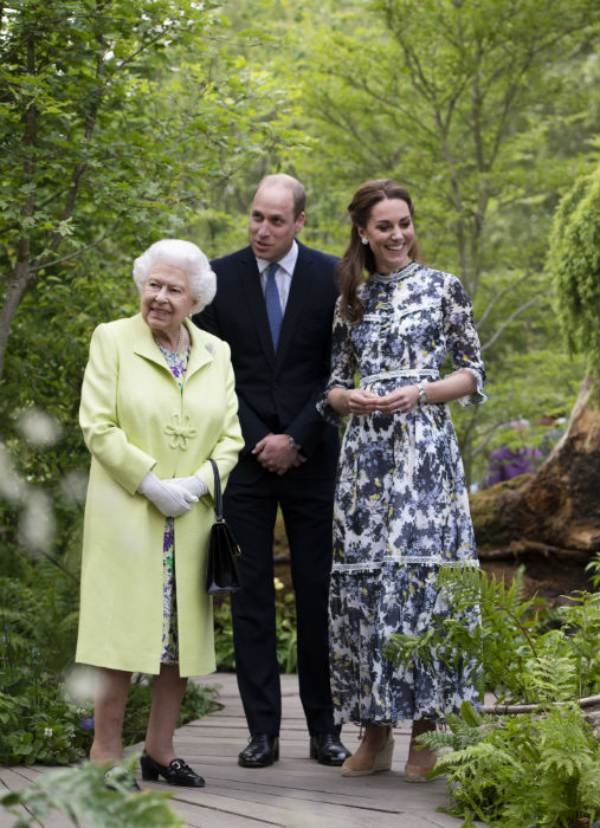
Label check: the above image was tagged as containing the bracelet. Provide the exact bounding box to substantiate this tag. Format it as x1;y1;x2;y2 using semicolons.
416;381;429;405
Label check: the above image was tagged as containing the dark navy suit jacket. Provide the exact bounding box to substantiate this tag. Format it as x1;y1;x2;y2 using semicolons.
194;241;339;481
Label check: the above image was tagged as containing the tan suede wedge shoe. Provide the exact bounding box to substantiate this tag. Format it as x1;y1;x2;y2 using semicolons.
341;728;394;777
403;740;436;783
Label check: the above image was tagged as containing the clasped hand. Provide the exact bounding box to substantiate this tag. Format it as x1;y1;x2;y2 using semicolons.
346;385;419;416
138;472;207;517
252;433;306;476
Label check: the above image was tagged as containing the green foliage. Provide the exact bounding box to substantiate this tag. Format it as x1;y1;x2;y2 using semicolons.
0;756;184;827
0;687;91;766
388;565;600;703
277;0;600;484
422;704;600;827
547;165;600;374
214;577;298;673
213;597;236;671
385;566;542;701
291;0;600;285
0;566;219;765
0;566;90;765
455;345;584;486
387;564;600;825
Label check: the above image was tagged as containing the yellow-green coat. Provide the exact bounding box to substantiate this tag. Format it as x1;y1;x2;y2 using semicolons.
75;314;243;677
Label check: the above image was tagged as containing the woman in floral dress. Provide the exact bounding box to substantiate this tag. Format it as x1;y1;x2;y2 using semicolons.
320;180;485;781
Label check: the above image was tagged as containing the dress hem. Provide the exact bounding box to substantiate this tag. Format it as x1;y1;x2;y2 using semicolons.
332;557;479;573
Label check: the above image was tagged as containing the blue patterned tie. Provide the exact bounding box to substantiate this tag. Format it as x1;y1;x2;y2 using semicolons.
264;262;282;349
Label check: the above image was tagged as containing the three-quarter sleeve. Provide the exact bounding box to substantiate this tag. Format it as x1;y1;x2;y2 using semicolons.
316;297;357;426
443;275;487;406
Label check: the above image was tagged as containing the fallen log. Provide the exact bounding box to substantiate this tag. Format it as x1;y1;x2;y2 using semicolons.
472;376;600;598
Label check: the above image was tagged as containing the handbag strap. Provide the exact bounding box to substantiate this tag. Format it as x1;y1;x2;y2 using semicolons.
209;458;224;521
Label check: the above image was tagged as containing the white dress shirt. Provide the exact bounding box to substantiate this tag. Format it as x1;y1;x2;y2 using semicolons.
256;240;299;315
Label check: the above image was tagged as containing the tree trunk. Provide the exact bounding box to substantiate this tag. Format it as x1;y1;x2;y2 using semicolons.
0;264;34;382
471;375;600;598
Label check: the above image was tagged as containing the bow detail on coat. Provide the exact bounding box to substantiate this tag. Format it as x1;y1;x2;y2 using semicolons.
164;413;198;450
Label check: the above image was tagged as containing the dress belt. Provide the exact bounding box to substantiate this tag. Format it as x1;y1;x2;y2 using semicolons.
360;368;440;387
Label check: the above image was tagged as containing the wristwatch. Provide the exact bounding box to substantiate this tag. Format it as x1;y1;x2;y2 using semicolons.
287;434;302;451
416;381;429;405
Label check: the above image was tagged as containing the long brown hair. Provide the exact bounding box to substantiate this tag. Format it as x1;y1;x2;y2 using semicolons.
338;179;420;323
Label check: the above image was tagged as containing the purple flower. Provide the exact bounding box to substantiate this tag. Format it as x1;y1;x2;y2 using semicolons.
80;716;94;731
484;446;542;487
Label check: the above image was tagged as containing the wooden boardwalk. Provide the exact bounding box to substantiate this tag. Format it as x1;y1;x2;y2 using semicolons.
0;673;473;827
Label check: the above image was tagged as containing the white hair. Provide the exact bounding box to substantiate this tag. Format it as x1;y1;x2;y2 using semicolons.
132;239;216;314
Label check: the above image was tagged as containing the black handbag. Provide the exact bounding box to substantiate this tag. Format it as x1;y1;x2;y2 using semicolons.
205;459;242;595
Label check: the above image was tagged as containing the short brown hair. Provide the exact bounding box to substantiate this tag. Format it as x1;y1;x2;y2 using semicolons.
255;173;306;218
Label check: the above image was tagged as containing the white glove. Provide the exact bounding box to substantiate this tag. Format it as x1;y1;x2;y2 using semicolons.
171;475;208;498
137;472;198;517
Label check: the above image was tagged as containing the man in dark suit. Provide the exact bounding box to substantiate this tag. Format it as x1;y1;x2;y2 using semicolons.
194;174;349;768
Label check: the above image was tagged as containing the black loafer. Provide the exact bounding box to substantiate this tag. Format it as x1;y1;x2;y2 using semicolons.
310;733;351;766
238;734;279;768
140;752;205;787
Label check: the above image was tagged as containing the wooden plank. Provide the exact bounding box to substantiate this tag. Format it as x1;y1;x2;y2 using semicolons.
0;768;33;790
0;673;476;828
164;797;280;828
169;789;404;828
0;768;88;828
0;772;30;828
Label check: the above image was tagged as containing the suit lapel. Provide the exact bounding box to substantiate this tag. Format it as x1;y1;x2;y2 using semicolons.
240;248;277;368
275;243;309;367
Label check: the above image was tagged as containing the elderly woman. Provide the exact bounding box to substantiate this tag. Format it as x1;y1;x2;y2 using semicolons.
76;239;243;789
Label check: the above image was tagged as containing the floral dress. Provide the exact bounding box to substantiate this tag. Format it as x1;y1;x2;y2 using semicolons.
158;344;189;664
319;262;486;725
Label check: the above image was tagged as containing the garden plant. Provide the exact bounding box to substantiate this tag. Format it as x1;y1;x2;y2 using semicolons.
386;562;600;827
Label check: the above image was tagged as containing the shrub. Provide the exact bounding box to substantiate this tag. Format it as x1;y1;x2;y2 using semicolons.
386;564;600;826
0;567;220;765
0;757;184;827
213;577;298;673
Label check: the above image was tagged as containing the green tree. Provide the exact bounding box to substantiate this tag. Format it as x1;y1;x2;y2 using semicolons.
0;0;310;643
548;165;600;375
467;167;600;582
0;0;203;377
0;0;310;505
280;0;600;480
0;0;307;382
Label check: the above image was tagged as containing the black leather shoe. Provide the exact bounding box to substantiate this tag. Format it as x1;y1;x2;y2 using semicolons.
140;752;205;787
238;734;279;768
310;733;351;766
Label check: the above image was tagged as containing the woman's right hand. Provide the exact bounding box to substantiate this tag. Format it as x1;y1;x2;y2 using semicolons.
327;387;381;416
138;472;197;517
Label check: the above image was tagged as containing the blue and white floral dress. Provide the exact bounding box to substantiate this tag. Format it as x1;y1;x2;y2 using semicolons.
319;262;486;725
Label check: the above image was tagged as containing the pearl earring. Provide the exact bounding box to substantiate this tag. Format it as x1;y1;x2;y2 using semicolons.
361;237;368;245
